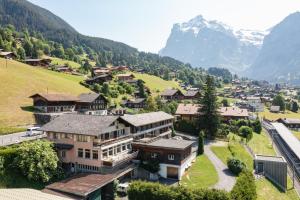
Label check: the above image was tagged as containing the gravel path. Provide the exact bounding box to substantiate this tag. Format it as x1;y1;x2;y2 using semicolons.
204;141;236;191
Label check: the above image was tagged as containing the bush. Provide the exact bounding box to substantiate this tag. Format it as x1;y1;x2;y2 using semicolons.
128;181;230;200
251;119;262;134
238;126;253;142
174;120;198;135
231;170;256;200
227;158;246;175
140;160;160;173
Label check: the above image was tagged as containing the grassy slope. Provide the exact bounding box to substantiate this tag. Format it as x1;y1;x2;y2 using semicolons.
211;133;299;200
132;72;182;94
181;155;218;189
50;57;81;69
0;58;90;127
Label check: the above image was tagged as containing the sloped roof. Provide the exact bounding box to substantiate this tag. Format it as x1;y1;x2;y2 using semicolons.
175;104;200;115
40;114;119;136
184;90;200;97
29;93;79;102
78;93;105;103
0;189;71;200
0;51;14;56
219;107;249;117
121;111;174;127
127;98;146;104
161;89;182;96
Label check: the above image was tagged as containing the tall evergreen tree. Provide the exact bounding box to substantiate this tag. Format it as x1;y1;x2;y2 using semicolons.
198;131;204;155
199;75;220;139
137;79;147;98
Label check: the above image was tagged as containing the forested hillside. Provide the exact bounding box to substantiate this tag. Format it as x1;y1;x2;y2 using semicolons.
0;0;207;87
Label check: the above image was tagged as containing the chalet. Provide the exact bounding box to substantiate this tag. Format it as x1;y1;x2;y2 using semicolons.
76;93;108;115
246;96;264;112
134;87;151;98
132;138;195;180
122;98;146;109
161;89;184;101
116;73;135;82
85;74;113;85
24;58;52;67
276;118;300;131
0;51;17;59
126;79;139;86
270;106;280;113
184;90;201;100
175;104;200;122
219;107;249;121
92;67;110;77
29;93;78;113
55;66;73;73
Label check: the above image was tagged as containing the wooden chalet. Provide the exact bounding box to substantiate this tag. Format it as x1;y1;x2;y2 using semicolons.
85;74;113;85
76;93;108;113
0;51;17;59
116;74;135;82
55;66;73;73
219;107;249;121
92;67;110;77
184;90;201;100
24;58;52;67
175;104;200;122
29;93;79;113
161;89;184;101
122;98;146;109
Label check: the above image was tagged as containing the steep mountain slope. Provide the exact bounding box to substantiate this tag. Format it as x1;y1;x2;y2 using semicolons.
160;15;267;73
0;58;89;127
247;12;300;84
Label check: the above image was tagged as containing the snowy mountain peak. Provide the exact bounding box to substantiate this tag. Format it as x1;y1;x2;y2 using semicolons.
177;15;267;46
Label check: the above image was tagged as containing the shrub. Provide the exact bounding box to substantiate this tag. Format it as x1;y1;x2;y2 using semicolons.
174;120;198;135
238;126;253;142
227;158;246;175
251;119;262;134
231;170;257;200
140;160;160;173
127;181;230;200
198;131;204;155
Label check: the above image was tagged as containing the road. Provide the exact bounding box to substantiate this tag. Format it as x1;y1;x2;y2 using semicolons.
0;131;46;146
204;141;236;191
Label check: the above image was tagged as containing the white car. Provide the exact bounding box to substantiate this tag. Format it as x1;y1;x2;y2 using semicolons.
26;127;42;136
117;182;129;194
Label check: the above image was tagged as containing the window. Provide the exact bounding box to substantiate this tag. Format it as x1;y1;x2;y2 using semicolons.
102;149;108;158
168;154;175;160
151;152;157;158
61;151;66;158
117;145;121;153
85;149;91;159
53;133;57;139
109;147;113;156
127;143;131;150
77;135;88;142
93;150;98;160
78;148;83;158
122;144;126;151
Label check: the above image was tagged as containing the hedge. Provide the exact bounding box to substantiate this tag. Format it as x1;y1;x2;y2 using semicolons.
174;120;198;135
230;170;257;200
128;181;230;200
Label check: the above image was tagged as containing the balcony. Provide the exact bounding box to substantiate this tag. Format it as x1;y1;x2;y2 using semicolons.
134;130;172;144
93;135;132;147
102;151;139;168
133;123;173;137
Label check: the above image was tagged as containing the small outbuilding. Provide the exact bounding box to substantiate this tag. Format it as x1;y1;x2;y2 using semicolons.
254;154;287;191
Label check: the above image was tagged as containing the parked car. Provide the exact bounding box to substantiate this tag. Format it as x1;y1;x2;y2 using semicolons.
26;127;42;136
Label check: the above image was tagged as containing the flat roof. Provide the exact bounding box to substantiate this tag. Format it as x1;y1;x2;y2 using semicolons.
142;138;194;150
271;122;300;160
255;154;286;162
0;189;71;200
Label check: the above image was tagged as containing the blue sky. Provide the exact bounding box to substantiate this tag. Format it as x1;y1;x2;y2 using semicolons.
28;0;300;53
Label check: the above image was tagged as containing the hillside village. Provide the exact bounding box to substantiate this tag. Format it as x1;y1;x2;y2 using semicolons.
1;1;300;200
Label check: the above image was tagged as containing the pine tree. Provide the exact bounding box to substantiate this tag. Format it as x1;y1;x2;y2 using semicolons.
199;75;220;139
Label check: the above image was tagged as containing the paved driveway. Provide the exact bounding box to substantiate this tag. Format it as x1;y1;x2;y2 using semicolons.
0;131;46;146
204;141;236;191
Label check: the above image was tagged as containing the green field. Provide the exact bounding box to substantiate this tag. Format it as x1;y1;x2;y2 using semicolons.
181;155;218;189
50;57;81;69
0;58;90;127
248;130;276;156
132;72;182;94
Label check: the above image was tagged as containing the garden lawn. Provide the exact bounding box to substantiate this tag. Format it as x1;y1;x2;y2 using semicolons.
248;130;276;156
0;58;90;127
181;155;218;189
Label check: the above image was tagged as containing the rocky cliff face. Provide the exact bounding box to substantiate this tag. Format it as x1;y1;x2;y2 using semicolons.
160;15;267;73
